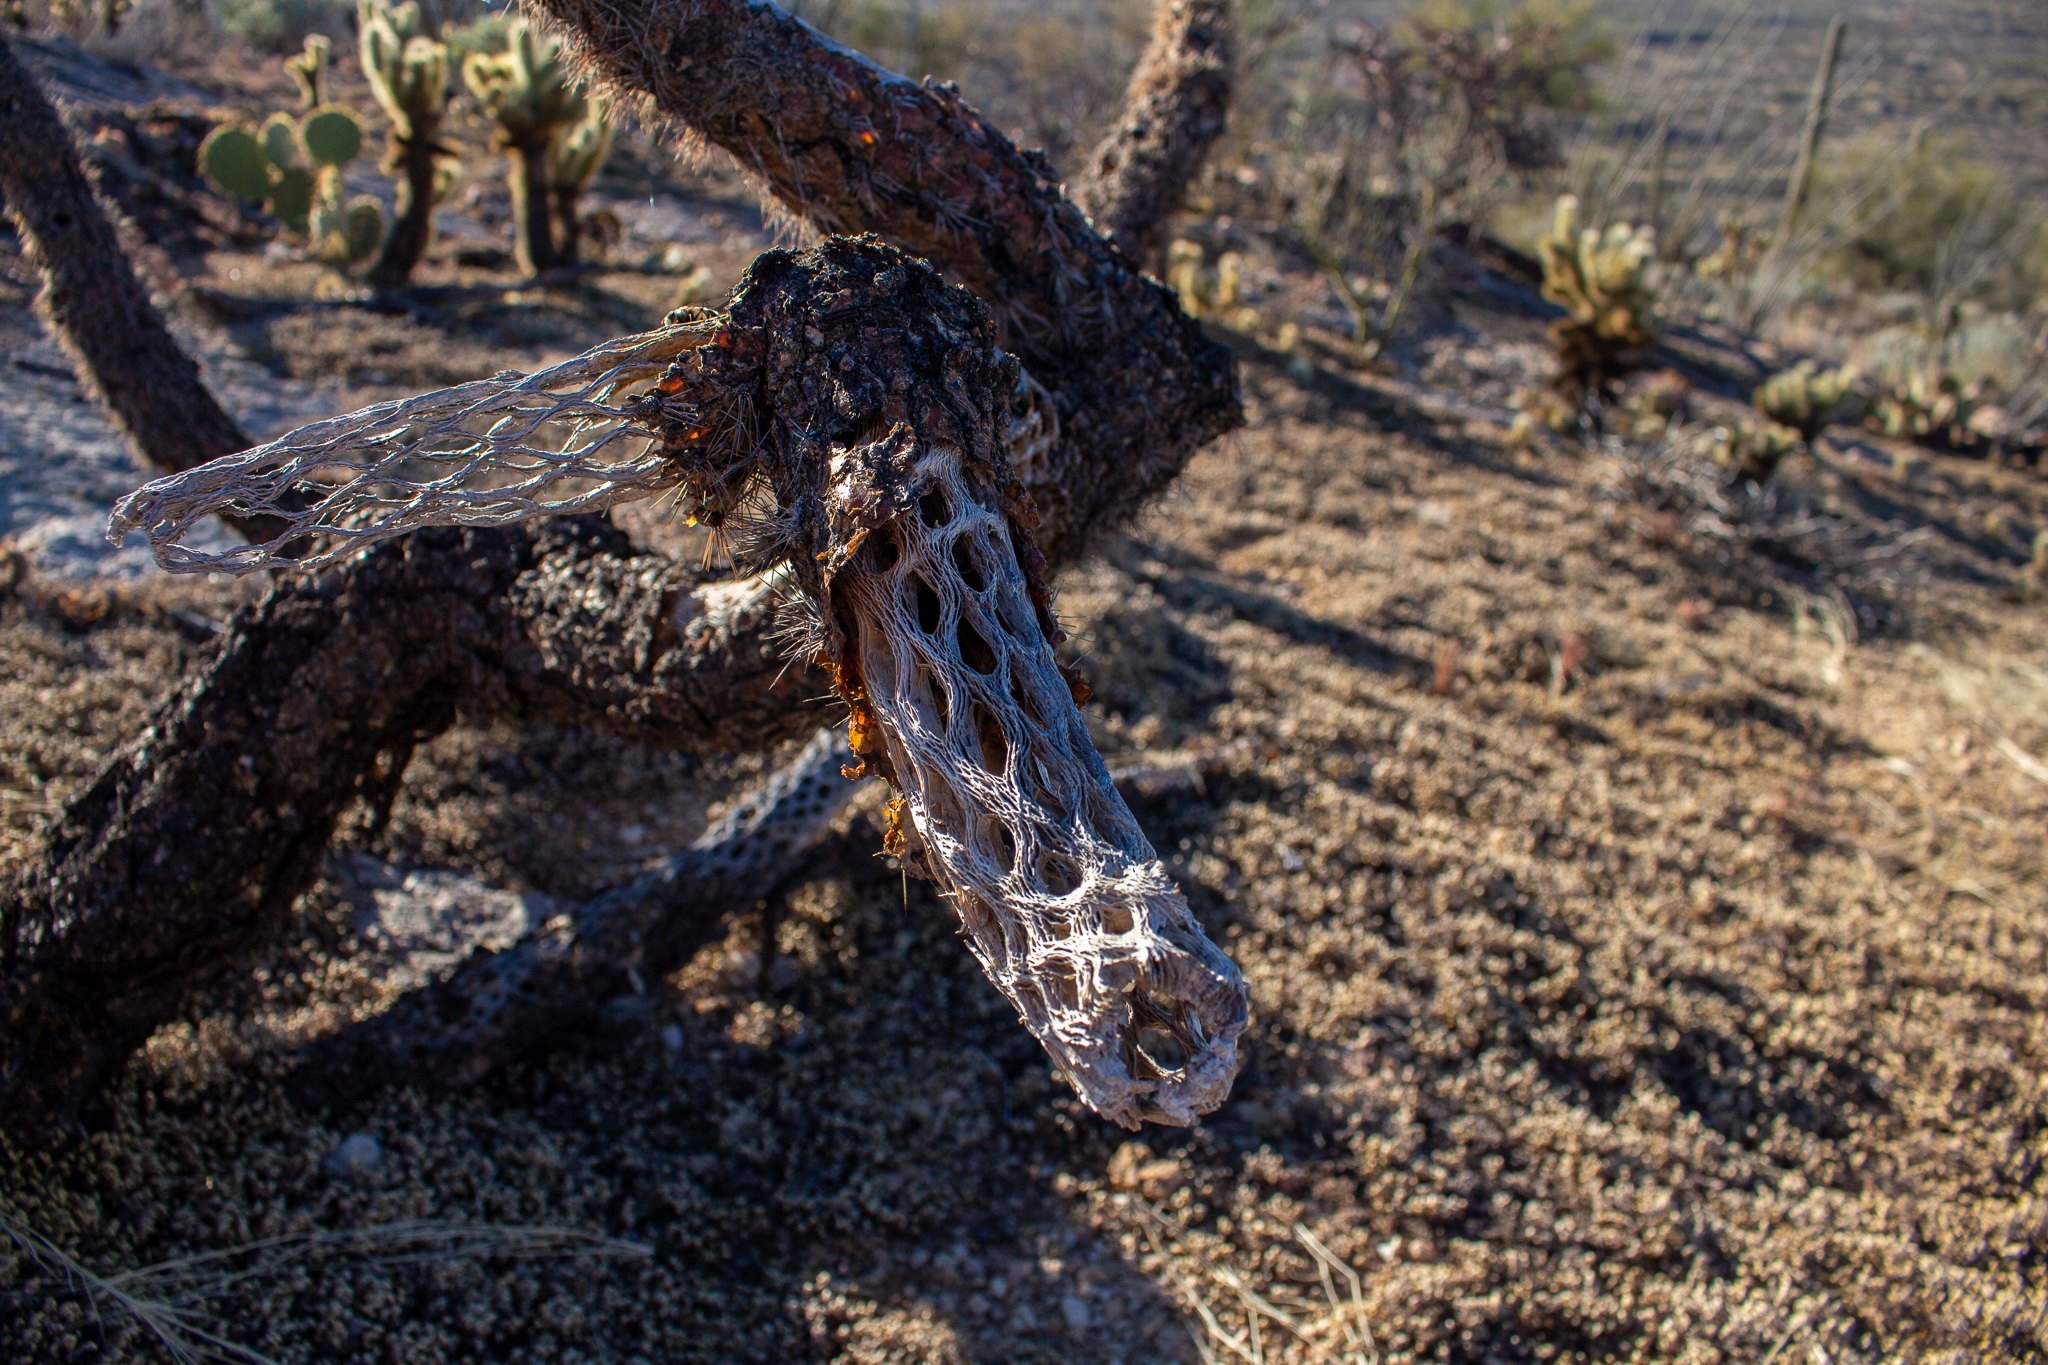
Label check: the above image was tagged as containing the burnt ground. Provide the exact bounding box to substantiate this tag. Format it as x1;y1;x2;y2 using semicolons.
4;34;2048;1365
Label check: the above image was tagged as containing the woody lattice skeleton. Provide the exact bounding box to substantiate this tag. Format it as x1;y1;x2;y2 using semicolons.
112;238;1247;1129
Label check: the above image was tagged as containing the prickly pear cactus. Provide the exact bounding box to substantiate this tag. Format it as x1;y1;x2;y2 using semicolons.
200;104;379;259
1539;195;1659;405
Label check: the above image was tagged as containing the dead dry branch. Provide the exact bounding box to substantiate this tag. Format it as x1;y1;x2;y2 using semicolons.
1074;0;1234;270
0;37;277;542
2;0;1246;1134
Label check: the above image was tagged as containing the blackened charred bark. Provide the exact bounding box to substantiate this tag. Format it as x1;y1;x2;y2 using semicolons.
531;0;1242;564
0;40;283;544
294;729;860;1108
0;527;533;1130
0;509;857;1130
490;518;836;755
2;0;1253;1120
1075;0;1234;270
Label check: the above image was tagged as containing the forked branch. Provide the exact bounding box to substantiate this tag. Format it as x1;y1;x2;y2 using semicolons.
530;0;1241;563
56;240;1249;1130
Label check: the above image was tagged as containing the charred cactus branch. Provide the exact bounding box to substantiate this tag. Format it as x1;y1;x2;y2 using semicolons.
115;237;1249;1128
1074;0;1234;270
0;39;281;543
0;526;530;1128
530;0;1240;564
0;513;847;1132
4;0;1250;1129
295;727;863;1108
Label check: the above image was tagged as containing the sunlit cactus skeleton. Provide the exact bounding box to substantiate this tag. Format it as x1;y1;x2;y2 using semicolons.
111;236;1249;1130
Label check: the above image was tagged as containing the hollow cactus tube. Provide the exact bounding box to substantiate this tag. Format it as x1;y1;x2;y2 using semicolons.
828;446;1246;1125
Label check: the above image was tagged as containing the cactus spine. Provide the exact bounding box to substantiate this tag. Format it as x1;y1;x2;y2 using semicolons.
463;21;587;276
360;0;453;289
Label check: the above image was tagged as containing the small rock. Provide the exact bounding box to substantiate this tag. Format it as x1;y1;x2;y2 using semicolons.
1060;1295;1092;1331
322;1132;383;1176
660;1023;685;1053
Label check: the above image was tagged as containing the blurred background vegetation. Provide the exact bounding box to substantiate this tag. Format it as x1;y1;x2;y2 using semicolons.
8;0;2048;456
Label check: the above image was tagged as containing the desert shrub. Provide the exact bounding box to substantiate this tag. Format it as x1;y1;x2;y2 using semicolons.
790;0;1150;171
1824;135;2048;314
1216;0;1609;362
214;0;349;52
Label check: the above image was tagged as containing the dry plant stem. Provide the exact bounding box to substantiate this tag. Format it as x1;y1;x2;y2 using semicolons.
660;238;1245;1127
531;0;1241;564
294;727;862;1107
1074;0;1233;270
0;38;281;544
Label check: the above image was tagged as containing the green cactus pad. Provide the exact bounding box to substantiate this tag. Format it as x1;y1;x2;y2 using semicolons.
302;106;364;169
341;197;386;261
270;168;316;232
199;127;272;203
260;114;302;174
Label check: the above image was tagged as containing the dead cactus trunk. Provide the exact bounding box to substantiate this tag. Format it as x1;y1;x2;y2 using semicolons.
531;0;1240;565
2;0;1249;1131
1074;0;1234;271
0;38;284;544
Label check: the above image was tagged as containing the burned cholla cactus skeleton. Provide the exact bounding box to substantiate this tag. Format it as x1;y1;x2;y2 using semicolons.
111;237;1248;1129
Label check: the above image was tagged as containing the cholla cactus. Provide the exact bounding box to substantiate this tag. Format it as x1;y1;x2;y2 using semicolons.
109;240;1249;1129
464;21;587;276
546;98;615;266
200;105;383;264
1754;362;1860;444
360;0;453;289
1866;368;2000;454
284;34;330;112
1714;419;1802;485
1539;195;1658;407
1696;212;1768;282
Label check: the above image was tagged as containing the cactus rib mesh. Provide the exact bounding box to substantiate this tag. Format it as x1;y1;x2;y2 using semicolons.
107;322;717;573
831;444;1244;1127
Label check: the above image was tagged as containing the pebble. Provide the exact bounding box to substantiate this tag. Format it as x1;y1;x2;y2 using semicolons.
321;1131;383;1175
